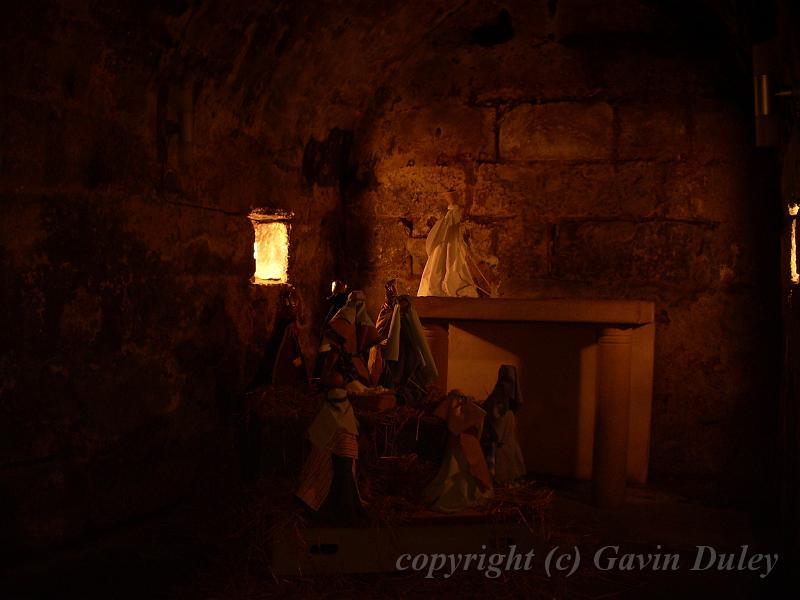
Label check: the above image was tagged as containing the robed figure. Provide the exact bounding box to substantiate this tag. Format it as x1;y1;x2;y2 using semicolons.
423;391;493;512
372;281;438;405
418;204;491;298
482;365;526;483
296;291;381;525
248;285;308;389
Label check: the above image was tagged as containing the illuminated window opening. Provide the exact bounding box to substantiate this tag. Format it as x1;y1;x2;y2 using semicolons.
250;210;291;285
790;204;799;285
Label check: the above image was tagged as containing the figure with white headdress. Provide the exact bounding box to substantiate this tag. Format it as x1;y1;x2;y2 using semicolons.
418;202;492;298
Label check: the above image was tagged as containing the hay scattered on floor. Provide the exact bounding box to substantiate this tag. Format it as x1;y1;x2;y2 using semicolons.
359;454;440;524
242;385;553;531
485;480;555;534
359;453;553;529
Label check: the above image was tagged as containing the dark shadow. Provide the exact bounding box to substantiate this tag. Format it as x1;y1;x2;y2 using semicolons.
446;321;596;479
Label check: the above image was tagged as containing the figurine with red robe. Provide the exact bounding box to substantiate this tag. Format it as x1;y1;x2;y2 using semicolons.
296;291;381;525
248;285;308;389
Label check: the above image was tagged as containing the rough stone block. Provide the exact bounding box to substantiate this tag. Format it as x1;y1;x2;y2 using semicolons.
498;224;551;290
184;135;291;214
405;237;428;274
123;200;253;277
555;0;664;39
394;0;552;103
469;42;600;104
473;162;662;219
500;102;613;161
554;220;716;289
371;166;467;220
598;51;711;98
370;102;495;170
469;169;525;217
369;218;411;278
617;102;690;161
463;221;500;268
692;98;751;164
660;162;751;223
471;217;551;289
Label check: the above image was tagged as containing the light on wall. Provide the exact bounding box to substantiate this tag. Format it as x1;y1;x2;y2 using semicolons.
250;210;291;284
790;204;799;285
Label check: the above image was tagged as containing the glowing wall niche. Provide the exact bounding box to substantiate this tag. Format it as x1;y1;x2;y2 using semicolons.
790;204;799;285
250;212;290;284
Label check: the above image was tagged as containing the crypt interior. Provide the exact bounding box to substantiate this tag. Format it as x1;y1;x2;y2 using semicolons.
1;0;800;598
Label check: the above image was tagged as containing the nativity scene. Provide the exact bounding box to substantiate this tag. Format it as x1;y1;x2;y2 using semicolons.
2;1;797;597
242;195;644;557
241;202;553;540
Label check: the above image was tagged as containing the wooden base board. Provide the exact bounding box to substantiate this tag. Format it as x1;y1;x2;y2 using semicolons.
272;521;542;575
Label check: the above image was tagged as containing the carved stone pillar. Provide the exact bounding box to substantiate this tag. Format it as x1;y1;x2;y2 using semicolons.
422;321;449;393
592;327;632;508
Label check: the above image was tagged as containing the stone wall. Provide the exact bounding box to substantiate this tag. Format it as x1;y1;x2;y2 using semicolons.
0;0;347;552
345;0;776;500
0;0;779;553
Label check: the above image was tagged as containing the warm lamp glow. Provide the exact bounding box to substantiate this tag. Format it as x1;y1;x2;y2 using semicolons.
790;204;799;285
252;220;289;283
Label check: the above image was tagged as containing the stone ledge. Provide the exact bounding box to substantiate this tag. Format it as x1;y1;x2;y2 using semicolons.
414;296;654;325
